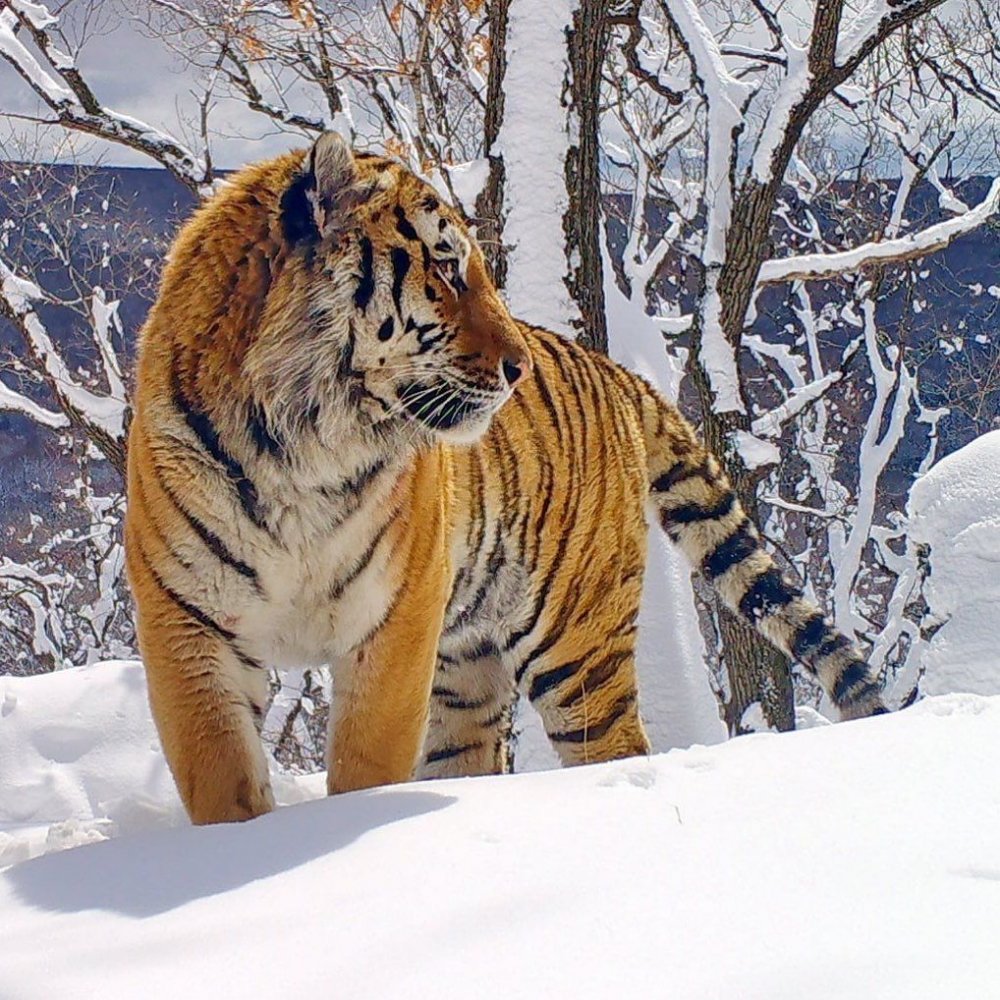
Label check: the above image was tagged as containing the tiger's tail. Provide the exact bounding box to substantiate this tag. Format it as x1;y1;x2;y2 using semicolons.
634;381;885;721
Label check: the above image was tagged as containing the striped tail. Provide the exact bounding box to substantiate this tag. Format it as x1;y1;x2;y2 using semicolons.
646;430;885;721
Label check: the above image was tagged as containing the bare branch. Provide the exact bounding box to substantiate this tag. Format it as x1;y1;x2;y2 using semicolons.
758;177;1000;285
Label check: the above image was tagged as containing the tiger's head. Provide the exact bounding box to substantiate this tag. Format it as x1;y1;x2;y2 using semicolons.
268;132;531;446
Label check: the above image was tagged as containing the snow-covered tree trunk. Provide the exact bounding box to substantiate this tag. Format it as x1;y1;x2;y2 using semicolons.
496;0;609;346
473;0;511;288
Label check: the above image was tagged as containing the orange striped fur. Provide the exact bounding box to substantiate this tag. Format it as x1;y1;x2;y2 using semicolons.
125;134;884;824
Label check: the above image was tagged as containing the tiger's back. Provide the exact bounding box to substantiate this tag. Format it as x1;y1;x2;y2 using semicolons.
423;324;884;777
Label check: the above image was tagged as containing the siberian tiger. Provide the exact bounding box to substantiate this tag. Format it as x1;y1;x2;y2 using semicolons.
125;132;885;825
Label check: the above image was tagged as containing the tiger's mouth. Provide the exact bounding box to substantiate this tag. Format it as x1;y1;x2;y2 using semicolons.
397;379;497;432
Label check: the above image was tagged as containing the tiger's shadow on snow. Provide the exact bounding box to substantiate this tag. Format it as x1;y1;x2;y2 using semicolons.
5;789;454;917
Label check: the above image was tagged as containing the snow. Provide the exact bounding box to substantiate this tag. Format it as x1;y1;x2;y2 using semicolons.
9;0;57;30
496;1;579;336
442;158;490;217
666;0;752;415
0;662;318;867
907;431;1000;697
733;429;780;470
835;1;895;67
758;177;1000;286
0;9;75;107
750;40;811;182
0;258;128;440
2;660;1000;998
0;379;67;428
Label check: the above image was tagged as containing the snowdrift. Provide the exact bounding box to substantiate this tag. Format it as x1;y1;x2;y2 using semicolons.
909;429;1000;696
2;662;1000;999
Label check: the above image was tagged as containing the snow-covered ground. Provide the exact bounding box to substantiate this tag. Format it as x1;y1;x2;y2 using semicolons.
908;429;1000;696
3;661;1000;999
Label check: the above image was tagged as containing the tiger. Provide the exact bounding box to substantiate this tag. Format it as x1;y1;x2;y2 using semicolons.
125;132;885;825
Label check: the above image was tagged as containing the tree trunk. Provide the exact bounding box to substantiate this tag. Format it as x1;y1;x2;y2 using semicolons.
688;284;796;734
685;73;840;737
564;0;610;353
474;0;511;287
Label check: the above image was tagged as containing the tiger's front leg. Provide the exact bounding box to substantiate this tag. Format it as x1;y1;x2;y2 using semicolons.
326;455;453;795
326;601;444;795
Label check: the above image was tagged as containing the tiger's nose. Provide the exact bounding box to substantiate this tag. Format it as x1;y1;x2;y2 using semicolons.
502;358;524;387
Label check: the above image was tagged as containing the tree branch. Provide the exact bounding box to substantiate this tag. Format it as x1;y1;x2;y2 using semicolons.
758;176;1000;285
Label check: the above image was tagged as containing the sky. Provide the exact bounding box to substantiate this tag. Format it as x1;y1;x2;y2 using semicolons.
0;0;993;177
0;7;303;169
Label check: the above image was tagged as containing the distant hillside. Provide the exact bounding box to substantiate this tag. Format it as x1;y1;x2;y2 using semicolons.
1;165;998;530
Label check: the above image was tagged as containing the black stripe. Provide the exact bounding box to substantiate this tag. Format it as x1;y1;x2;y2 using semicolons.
481;705;510;729
248;697;264;731
328;514;394;601
323;458;387;501
393;205;418;240
558;649;631;709
549;693;636;744
815;632;854;661
431;687;493;711
171;373;266;532
376;316;394;342
832;659;874;705
390;246;410;311
136;538;236;644
513;579;582;685
533;364;564;436
507;512;575;666
425;741;483;764
461;638;499;662
528;660;581;702
246;399;284;458
651;457;709;494
737;568;798;621
354;237;375;311
661;490;736;528
790;613;830;661
133;467;193;570
459;524;504;621
703;519;758;580
152;465;259;587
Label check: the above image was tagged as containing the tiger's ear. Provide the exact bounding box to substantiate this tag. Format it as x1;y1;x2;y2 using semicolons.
282;131;361;243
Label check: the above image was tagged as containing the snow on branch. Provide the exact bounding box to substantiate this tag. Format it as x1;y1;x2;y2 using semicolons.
757;177;1000;286
0;256;128;473
0;4;207;192
662;0;754;415
0;378;67;428
835;0;947;72
752;367;846;439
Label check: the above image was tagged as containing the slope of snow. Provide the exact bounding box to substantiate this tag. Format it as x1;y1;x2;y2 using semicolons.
2;662;1000;999
908;430;1000;696
0;662;319;867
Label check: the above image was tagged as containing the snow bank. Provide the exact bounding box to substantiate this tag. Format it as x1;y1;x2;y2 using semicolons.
2;687;999;998
907;430;1000;696
0;662;319;866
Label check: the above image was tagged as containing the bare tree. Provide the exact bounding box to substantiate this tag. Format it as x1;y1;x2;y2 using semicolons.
603;0;1000;730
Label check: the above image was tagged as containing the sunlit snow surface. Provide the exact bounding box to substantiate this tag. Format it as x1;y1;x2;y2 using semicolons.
2;661;999;999
908;429;1000;696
